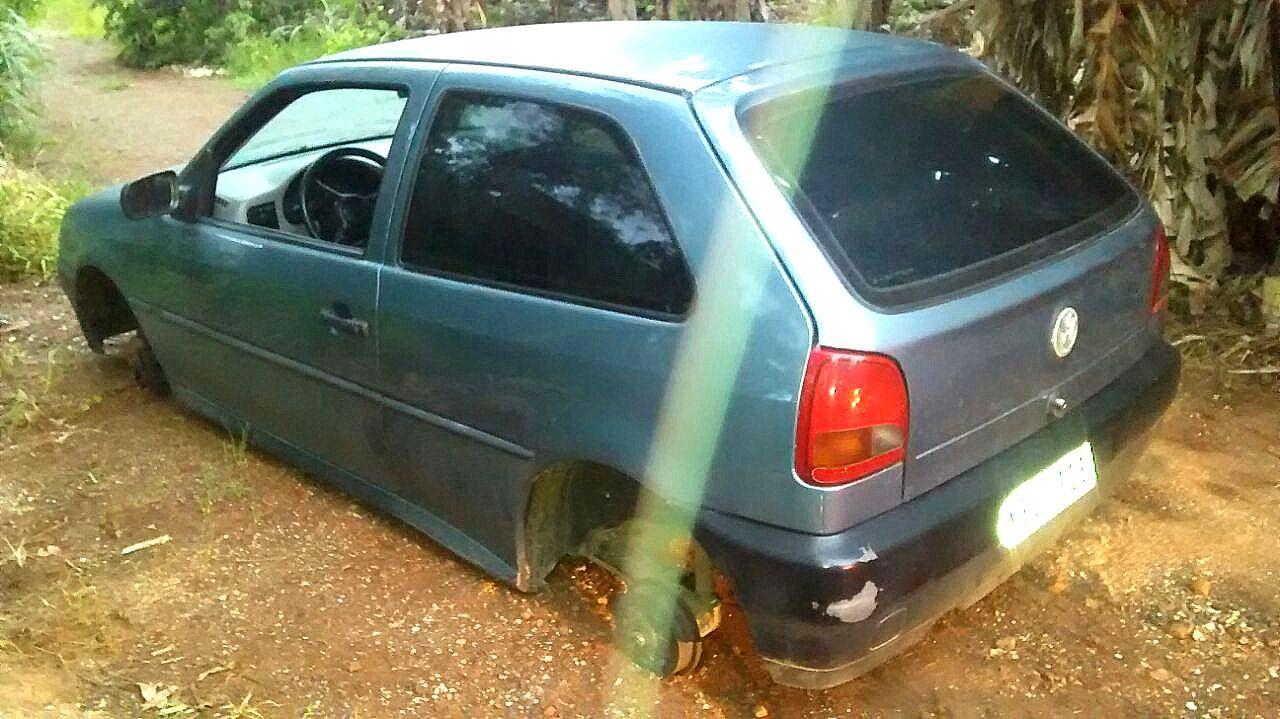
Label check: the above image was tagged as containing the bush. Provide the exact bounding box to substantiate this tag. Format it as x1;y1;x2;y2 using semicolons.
222;2;403;86
0;159;78;282
96;0;398;73
0;9;43;155
95;0;227;67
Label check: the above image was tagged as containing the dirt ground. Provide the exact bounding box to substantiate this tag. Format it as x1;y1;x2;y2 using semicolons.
2;32;1279;719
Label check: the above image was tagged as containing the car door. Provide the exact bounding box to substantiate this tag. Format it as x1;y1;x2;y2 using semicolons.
369;68;699;572
144;63;439;481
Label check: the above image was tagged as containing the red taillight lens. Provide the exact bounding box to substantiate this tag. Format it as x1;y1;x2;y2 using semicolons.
1150;223;1170;314
796;347;908;487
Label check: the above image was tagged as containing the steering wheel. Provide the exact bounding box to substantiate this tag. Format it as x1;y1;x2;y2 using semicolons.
300;147;386;247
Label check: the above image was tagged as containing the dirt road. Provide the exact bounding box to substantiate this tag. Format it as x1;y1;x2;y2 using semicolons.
30;35;247;185
2;33;1278;718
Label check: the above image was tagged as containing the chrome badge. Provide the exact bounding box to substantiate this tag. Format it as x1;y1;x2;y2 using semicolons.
1050;307;1079;359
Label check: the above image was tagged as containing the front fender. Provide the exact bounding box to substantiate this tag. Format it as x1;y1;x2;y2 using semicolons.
57;185;126;298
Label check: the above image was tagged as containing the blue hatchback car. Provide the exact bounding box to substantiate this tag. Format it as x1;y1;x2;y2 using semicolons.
59;22;1179;688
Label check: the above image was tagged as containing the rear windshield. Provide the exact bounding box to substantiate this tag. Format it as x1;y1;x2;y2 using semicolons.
743;72;1137;307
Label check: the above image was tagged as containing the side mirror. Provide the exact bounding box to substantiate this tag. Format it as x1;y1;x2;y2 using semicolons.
120;170;179;220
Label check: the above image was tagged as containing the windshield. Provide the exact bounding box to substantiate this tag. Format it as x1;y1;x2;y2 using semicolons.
225;87;408;169
743;72;1136;307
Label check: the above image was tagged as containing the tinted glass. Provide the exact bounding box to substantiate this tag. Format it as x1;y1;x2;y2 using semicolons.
744;73;1135;306
226;88;407;169
401;92;693;315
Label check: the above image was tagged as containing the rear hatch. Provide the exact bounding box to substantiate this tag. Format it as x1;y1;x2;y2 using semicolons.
742;70;1160;498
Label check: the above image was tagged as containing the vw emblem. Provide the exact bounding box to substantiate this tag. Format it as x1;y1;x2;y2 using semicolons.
1050;307;1079;359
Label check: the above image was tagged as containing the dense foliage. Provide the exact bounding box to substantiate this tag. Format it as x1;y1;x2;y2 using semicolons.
95;0;402;70
0;0;43;16
0;7;43;154
971;0;1278;285
94;0;225;67
221;1;404;85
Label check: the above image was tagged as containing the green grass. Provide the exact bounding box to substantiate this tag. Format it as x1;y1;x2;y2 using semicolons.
0;159;85;282
221;33;307;89
222;25;365;88
35;0;105;39
222;428;249;465
222;8;401;88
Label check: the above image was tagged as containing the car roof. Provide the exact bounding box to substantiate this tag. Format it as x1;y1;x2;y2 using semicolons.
316;21;951;93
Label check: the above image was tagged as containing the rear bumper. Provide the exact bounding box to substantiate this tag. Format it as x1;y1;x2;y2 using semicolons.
695;341;1180;689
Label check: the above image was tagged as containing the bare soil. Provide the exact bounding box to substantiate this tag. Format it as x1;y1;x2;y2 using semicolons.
30;35;248;185
2;33;1279;719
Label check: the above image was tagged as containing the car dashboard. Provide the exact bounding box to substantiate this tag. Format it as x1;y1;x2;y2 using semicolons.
212;137;393;238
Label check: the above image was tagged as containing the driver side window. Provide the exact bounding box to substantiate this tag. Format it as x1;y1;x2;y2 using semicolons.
208;87;409;251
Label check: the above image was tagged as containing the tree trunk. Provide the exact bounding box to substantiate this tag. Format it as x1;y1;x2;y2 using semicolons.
836;0;891;30
850;0;890;30
1265;3;1280;335
435;0;462;31
608;0;638;21
870;0;890;27
448;0;468;31
1272;0;1280;114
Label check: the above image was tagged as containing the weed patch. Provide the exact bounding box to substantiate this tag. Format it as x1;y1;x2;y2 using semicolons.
0;344;75;439
0;386;41;435
0;158;83;281
221;428;249;464
194;465;251;515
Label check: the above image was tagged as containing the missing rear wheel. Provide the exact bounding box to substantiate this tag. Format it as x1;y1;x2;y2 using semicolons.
128;334;169;398
614;583;705;677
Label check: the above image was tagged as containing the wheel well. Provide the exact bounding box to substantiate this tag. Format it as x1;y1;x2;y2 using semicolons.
73;266;137;353
520;460;701;591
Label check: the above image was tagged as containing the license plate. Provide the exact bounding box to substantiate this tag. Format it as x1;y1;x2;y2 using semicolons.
996;442;1097;549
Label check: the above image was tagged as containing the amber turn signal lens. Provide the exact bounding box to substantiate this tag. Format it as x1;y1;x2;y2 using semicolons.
812;428;870;468
811;425;904;469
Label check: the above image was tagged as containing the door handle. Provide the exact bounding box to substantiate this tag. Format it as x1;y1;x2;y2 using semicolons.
320;305;369;337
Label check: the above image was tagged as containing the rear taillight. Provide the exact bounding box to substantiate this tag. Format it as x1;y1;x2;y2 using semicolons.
795;347;909;487
1150;223;1170;314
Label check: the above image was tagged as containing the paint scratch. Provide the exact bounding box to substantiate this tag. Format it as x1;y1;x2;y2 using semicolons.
825;581;879;623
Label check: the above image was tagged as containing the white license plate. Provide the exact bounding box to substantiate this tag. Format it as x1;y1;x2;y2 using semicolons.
996;442;1097;549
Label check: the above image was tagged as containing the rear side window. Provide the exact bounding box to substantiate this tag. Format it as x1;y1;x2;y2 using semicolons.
400;91;693;316
743;73;1137;307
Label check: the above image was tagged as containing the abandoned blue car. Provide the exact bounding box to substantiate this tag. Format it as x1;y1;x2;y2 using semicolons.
58;21;1179;687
